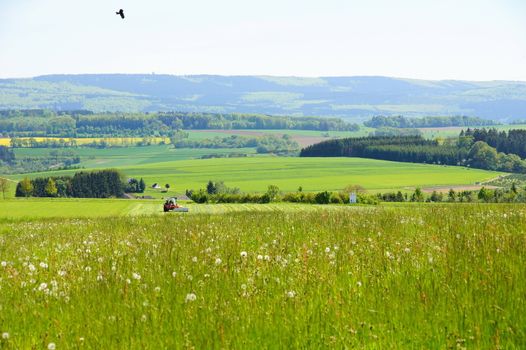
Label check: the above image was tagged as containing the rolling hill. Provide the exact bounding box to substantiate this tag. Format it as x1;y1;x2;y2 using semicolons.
1;75;526;121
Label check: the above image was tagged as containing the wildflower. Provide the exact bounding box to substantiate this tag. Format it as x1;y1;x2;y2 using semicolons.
2;332;9;339
185;293;197;302
241;284;247;290
38;282;48;291
215;258;222;265
325;247;331;253
141;314;147;322
240;251;247;258
132;272;141;280
172;271;177;278
257;254;263;260
357;281;362;287
125;279;131;284
287;290;296;298
96;275;104;282
58;270;66;277
1;261;7;267
84;266;92;272
192;256;198;263
28;264;36;272
48;342;56;350
264;255;271;261
154;286;161;293
404;248;411;253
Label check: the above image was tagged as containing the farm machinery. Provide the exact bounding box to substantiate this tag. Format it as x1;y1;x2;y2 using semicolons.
163;197;189;212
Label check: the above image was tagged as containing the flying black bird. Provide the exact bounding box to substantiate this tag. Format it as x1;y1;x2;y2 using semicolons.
116;9;125;19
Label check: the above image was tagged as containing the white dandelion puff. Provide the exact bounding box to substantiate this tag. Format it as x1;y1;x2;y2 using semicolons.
240;251;247;258
287;290;296;298
215;258;222;265
2;332;9;340
185;293;197;302
47;342;56;350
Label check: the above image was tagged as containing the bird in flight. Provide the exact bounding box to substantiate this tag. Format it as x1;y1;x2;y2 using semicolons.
116;9;125;19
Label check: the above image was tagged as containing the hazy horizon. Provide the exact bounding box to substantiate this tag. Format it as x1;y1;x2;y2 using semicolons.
1;0;525;81
3;73;526;83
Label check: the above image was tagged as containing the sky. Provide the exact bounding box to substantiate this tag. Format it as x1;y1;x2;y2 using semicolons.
1;0;525;80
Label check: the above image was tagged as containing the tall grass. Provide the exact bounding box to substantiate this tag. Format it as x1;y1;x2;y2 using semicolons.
0;205;525;348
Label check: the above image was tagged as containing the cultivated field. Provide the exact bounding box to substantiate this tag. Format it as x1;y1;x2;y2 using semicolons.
7;157;502;198
0;205;524;348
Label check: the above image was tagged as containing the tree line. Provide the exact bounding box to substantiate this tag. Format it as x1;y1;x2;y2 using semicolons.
174;135;299;154
0;146;15;164
364;115;497;128
463;128;526;159
300;134;526;173
15;170;126;198
0;110;360;138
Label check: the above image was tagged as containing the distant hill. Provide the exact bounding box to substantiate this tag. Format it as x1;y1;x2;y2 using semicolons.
1;75;526;121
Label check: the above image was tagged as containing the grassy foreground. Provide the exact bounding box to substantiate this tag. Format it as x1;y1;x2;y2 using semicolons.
0;205;525;348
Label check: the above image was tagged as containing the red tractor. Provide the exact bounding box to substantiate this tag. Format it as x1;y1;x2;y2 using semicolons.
163;197;189;212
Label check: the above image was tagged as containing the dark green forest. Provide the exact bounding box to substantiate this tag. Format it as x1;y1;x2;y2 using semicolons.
464;128;526;158
15;169;125;198
300;133;526;173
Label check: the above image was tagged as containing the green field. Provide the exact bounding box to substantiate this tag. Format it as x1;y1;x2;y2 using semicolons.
7;157;502;197
0;205;524;348
14;146;258;169
0;198;370;219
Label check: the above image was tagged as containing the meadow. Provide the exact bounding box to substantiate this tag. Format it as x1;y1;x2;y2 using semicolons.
0;205;524;348
6;156;502;198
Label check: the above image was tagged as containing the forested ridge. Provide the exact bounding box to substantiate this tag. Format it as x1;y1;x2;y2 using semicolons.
0;110;359;137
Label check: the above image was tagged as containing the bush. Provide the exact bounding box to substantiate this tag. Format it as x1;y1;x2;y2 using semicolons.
315;191;331;204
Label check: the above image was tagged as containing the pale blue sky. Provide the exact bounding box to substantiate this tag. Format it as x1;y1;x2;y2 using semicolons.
1;0;525;80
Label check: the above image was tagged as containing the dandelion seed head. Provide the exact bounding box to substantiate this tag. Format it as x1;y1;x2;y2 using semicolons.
185;293;197;302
